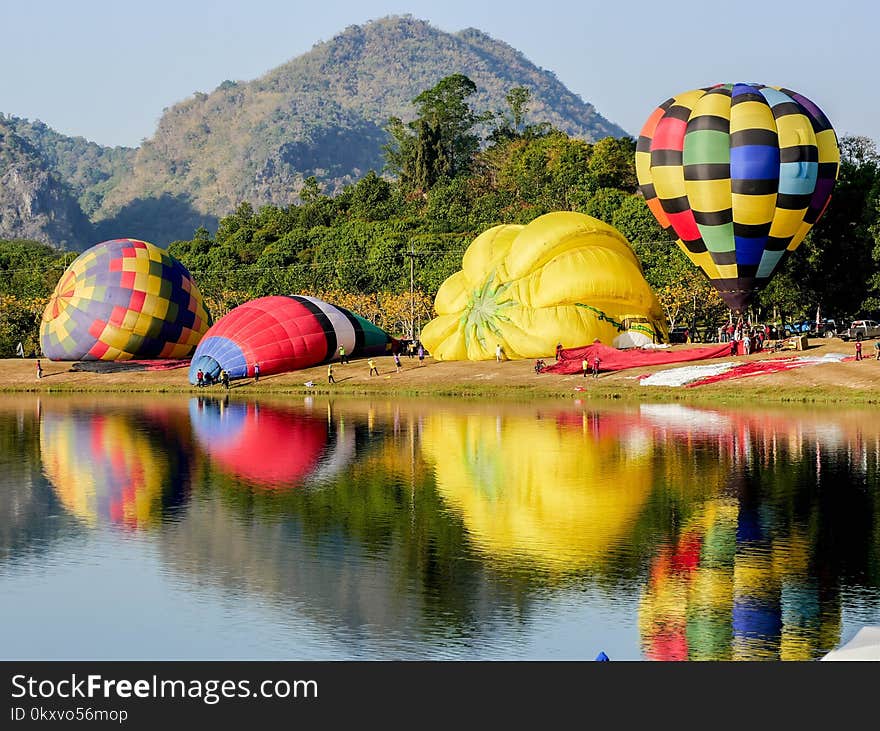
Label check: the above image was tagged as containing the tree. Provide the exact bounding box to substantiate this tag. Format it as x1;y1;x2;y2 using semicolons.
384;74;487;191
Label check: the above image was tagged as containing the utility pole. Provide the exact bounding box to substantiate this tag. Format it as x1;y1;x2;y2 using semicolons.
406;243;416;341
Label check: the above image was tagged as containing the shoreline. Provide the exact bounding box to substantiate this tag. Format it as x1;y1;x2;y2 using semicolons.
2;338;878;405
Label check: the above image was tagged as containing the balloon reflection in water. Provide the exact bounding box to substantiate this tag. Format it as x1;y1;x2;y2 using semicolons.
189;399;356;490
420;409;654;573
640;488;842;661
39;406;190;530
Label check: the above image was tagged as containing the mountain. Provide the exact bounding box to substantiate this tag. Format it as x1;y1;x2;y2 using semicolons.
0;120;94;250
0;16;628;249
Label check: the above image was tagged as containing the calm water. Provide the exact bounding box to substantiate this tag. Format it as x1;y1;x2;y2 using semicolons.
1;394;878;660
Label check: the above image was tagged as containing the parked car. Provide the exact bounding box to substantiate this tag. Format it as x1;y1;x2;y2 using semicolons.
668;326;691;343
841;320;880;341
815;319;840;338
782;320;812;337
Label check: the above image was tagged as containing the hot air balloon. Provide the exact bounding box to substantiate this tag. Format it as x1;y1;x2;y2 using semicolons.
40;239;211;360
635;83;839;312
421;212;667;360
188;295;393;383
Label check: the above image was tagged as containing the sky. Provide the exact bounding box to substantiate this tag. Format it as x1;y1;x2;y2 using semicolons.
1;0;877;149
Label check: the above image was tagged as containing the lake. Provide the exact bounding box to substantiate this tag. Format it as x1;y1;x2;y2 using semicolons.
1;394;877;660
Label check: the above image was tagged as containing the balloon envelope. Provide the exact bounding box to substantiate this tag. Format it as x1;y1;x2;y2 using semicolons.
635;84;839;311
421;212;667;360
40;239;210;360
188;295;392;383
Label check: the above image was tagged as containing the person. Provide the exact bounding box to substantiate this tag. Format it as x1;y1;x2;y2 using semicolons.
338;345;347;364
743;334;751;356
418;344;425;365
495;344;503;363
582;358;589;378
534;359;545;374
220;369;230;390
407;341;416;359
874;341;880;360
730;339;738;356
35;359;43;380
684;327;691;344
555;342;563;361
328;362;336;383
592;355;601;378
196;368;204;387
368;358;379;376
855;340;862;361
394;352;402;372
253;363;260;382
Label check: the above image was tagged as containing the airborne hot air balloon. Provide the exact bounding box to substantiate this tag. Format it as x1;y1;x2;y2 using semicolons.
635;83;839;311
188;295;393;383
40;239;211;360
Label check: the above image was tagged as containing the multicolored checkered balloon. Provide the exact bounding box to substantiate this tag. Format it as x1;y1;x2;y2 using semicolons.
636;83;839;312
40;238;211;361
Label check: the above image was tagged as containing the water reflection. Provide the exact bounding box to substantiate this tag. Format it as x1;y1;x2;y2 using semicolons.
638;405;877;660
0;395;876;660
0;400;77;563
189;398;359;489
420;409;655;574
39;400;191;530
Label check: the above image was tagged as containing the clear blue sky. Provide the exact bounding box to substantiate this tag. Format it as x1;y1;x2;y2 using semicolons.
2;0;877;148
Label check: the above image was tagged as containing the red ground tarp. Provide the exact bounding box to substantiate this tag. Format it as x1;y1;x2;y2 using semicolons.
541;342;735;375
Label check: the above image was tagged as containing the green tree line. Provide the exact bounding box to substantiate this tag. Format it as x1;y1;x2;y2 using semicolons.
2;76;879;355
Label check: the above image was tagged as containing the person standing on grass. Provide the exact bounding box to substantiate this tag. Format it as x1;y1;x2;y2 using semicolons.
338;344;347;364
35;360;43;380
582;358;589;377
328;362;336;384
368;358;379;376
197;369;204;387
253;363;260;382
394;352;402;372
407;341;415;359
874;341;880;360
556;342;563;361
495;344;503;362
592;355;601;378
221;370;230;390
855;340;862;361
418;344;425;366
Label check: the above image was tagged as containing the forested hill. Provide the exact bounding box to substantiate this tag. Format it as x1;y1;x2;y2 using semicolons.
95;16;628;241
0;15;628;250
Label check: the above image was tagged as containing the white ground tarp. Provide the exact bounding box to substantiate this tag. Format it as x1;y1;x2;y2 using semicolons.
821;627;880;661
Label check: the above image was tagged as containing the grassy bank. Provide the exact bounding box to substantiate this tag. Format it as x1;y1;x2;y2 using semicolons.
2;338;877;405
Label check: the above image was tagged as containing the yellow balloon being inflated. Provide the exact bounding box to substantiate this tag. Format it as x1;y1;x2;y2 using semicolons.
421;212;667;360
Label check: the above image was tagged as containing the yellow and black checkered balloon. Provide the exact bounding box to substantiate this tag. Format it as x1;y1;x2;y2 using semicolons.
636;83;839;312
